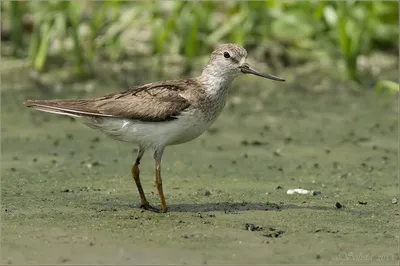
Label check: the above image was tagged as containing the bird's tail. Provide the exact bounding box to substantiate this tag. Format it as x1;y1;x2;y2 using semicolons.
24;99;90;118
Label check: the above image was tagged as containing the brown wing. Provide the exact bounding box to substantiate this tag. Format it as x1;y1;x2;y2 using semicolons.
24;80;195;122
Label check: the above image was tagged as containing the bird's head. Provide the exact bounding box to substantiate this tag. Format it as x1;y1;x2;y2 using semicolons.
202;43;285;82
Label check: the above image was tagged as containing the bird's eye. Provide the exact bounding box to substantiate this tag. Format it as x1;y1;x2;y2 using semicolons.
223;52;231;58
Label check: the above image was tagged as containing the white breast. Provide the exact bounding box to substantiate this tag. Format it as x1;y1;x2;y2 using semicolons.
83;108;213;149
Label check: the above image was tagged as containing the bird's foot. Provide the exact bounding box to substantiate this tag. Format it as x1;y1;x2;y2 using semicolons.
140;202;160;213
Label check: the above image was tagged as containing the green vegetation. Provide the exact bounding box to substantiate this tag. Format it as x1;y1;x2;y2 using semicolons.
1;1;398;84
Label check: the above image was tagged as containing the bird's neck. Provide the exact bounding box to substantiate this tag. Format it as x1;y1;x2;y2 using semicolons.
197;71;234;97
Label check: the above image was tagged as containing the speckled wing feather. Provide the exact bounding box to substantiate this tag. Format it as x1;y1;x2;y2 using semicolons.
24;80;195;122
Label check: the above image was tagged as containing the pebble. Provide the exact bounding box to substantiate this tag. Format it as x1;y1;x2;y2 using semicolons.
247;224;256;231
312;190;322;196
392;198;398;204
245;223;263;232
335;202;343;209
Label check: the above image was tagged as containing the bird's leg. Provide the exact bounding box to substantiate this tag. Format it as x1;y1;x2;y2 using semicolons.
131;148;154;211
154;147;167;213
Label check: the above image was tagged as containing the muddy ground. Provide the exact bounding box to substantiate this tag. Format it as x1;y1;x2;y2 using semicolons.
1;58;398;265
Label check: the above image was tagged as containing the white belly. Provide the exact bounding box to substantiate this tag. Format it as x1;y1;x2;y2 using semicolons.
83;110;213;149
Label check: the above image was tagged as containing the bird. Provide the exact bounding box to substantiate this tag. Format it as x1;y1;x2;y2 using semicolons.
24;43;285;213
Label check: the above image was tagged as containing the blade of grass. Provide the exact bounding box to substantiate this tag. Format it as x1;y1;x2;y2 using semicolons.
10;1;24;56
207;10;247;46
153;1;186;54
33;22;53;71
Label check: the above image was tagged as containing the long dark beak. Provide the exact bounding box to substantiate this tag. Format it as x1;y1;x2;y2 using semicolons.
240;63;285;82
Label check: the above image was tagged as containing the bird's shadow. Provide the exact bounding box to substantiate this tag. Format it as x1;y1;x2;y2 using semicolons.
93;201;345;213
168;202;334;213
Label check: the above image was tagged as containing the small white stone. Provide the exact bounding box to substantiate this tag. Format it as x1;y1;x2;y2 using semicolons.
287;188;311;195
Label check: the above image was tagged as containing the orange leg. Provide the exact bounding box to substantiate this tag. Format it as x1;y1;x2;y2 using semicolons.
131;148;155;210
154;148;167;213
